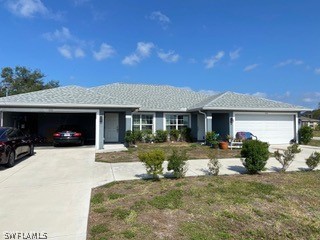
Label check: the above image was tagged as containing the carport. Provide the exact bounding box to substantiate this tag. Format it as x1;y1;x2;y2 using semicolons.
2;110;96;145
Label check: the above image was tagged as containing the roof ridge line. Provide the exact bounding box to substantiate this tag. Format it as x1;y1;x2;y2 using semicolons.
202;91;230;107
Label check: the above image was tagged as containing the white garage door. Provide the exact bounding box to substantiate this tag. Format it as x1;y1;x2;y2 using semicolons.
234;114;295;144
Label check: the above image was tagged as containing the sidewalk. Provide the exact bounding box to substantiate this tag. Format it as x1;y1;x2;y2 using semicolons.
103;145;320;182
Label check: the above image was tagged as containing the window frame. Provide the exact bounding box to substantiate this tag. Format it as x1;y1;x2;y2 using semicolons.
163;113;191;131
132;113;155;133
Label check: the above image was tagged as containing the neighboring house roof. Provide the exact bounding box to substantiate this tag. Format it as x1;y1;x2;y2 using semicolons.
188;91;308;112
0;83;310;112
91;83;209;111
0;85;139;108
299;116;320;122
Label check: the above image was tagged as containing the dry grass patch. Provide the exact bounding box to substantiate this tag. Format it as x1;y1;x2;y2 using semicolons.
88;171;320;240
96;142;241;163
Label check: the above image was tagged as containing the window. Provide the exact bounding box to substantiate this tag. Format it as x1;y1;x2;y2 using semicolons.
133;114;153;131
166;114;189;130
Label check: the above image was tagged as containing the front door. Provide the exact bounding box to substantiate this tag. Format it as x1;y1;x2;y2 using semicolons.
104;113;119;142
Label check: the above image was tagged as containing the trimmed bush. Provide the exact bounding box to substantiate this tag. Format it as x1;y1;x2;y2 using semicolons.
181;127;193;142
138;149;165;179
167;149;188;178
241;140;269;174
169;129;180;141
306;151;320;170
274;144;301;172
205;131;219;146
141;129;153;143
207;151;221;176
298;126;313;144
154;130;168;143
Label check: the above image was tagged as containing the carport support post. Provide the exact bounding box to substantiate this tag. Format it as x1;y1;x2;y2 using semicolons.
0;111;3;127
95;110;104;150
206;114;212;133
125;111;132;131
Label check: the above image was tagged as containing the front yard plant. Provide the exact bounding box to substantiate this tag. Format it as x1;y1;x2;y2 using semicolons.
207;151;221;175
274;144;301;172
138;149;165;179
167;149;188;178
241;140;269;174
298;125;313;144
306;151;320;170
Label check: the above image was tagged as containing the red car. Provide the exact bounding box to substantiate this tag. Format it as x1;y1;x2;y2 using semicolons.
0;127;34;168
53;125;84;147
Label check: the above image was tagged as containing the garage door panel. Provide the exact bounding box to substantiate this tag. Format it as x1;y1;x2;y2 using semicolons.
235;114;295;144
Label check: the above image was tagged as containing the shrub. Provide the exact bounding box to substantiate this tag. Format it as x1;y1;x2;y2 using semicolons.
306;151;320;170
207;151;221;175
167;149;188;178
298;126;313;144
125;130;134;146
138;149;165;179
241;140;269;174
154;130;168;143
205;131;220;146
181;127;193;142
274;144;301;172
169;129;180;141
133;130;142;142
141;129;153;143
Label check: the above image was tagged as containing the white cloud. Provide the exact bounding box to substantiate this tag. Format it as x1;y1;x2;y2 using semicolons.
158;50;179;63
302;92;320;103
198;90;219;95
93;43;115;61
229;48;241;60
252;92;267;98
43;27;72;42
122;42;154;66
302;98;313;103
58;45;72;59
57;45;85;59
244;63;259;72
6;0;60;19
204;51;225;69
188;58;197;64
136;42;154;57
314;68;320;75
149;11;170;29
275;59;304;68
75;48;85;58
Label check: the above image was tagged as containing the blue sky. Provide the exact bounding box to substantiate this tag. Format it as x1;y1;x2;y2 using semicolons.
0;0;319;109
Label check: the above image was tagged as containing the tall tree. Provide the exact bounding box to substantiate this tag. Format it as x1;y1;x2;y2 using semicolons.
0;66;59;97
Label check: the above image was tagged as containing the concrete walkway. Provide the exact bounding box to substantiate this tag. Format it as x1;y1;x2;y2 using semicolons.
0;146;111;240
108;145;320;181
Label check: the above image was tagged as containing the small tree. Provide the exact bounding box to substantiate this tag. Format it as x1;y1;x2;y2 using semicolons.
167;149;188;178
207;151;221;175
138;149;165;179
274;144;301;172
241;140;269;174
306;152;320;170
298;126;313;144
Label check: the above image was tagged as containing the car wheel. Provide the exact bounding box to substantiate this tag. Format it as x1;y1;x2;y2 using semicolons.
29;144;34;156
6;151;15;168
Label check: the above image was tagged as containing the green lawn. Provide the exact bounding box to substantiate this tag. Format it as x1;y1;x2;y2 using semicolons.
88;171;320;240
96;142;241;163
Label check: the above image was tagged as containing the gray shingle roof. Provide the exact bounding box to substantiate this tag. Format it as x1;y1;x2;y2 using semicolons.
0;83;309;112
188;91;308;111
0;85;139;108
91;83;209;111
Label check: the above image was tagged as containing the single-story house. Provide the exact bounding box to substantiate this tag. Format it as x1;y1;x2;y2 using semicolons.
299;116;320;129
0;83;310;149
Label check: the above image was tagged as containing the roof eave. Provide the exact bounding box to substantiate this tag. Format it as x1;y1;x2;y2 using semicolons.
201;107;312;112
0;103;140;109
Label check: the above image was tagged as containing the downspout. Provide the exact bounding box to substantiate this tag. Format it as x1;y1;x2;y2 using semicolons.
198;110;207;141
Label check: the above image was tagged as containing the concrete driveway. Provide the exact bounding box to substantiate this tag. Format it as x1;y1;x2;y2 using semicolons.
0;146;112;240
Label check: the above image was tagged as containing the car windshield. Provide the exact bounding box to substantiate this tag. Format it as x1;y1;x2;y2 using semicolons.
0;128;10;139
56;125;80;132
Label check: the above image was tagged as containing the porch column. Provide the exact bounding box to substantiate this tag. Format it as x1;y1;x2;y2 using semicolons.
0;111;3;127
95;110;104;150
206;115;212;133
295;113;299;143
125;111;132;131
